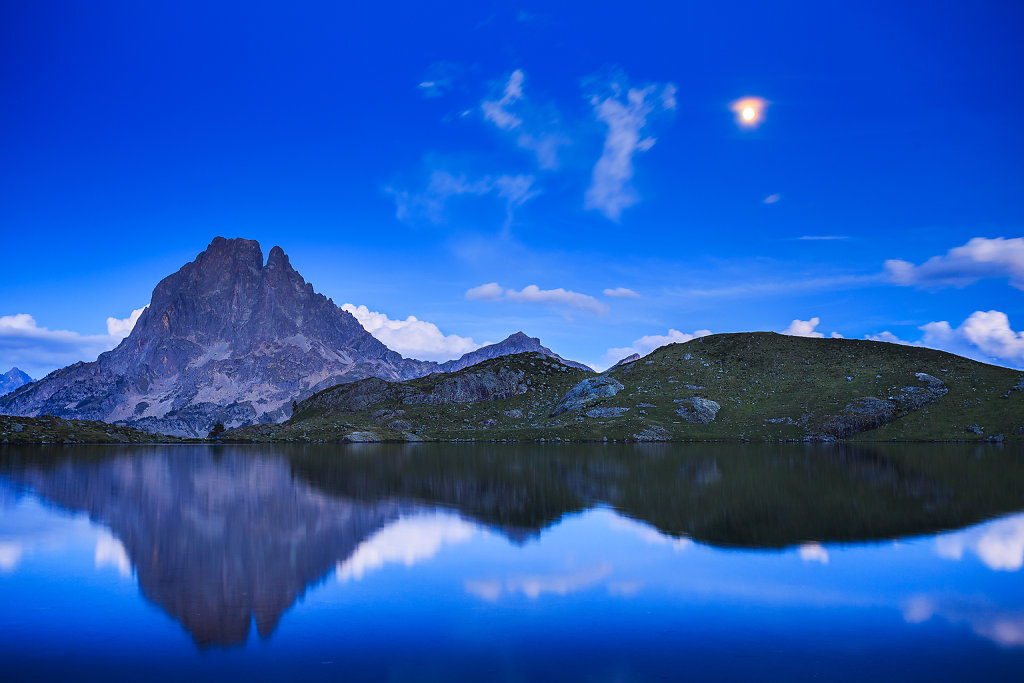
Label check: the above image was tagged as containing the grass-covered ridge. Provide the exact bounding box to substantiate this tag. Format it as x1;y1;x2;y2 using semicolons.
0;414;185;444
226;333;1024;443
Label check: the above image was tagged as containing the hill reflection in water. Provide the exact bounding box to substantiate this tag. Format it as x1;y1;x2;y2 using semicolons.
0;442;1022;658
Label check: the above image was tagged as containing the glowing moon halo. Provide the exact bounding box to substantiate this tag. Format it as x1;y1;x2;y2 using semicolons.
730;96;767;128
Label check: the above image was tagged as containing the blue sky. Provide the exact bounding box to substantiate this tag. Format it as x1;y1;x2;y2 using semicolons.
1;1;1022;376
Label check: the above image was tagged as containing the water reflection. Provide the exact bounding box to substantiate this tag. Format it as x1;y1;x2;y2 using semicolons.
0;442;1022;659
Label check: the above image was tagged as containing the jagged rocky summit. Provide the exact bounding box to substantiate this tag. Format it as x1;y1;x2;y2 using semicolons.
0;237;587;437
0;368;33;396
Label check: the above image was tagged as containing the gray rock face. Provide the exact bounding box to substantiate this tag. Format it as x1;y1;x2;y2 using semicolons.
674;397;721;423
585;407;629;418
439;332;592;372
550;376;624;417
0;368;32;396
404;367;529;405
631;424;672;441
0;238;435;436
612;353;641;368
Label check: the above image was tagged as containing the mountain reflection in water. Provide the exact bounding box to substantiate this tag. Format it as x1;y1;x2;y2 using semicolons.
1;442;1022;656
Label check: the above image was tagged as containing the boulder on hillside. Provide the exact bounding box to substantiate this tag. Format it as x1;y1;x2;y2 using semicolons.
674;397;721;424
550;376;624;417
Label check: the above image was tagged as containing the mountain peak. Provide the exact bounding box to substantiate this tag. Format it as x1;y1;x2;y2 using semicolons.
0;367;33;397
0;238;429;435
504;331;535;344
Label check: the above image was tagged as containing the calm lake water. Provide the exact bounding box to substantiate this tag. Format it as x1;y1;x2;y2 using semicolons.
1;443;1023;681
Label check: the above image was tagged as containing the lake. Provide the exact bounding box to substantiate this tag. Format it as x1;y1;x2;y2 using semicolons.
1;443;1022;681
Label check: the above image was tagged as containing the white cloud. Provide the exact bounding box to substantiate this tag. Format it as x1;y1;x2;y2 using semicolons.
391;170;538;229
903;594;1024;648
783;317;824;338
94;530;132;578
341;304;481;362
0;542;22;572
865;310;1024;368
607;514;692;551
585;78;675;220
798;235;849;240
505;285;609;315
0;310;145;378
935;515;1024;572
603;328;711;367
865;331;921;346
336;514;476;582
921;310;1024;367
602;287;640;298
465;282;505;301
465;283;608;315
884;237;1024;290
763;193;781;204
798;543;830;564
106;306;146;339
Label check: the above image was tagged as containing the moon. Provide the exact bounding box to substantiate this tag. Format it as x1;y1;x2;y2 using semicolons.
730;97;768;128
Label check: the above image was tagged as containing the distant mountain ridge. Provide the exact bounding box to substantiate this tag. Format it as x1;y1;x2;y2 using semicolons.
0;368;32;396
438;331;592;373
0;237;589;436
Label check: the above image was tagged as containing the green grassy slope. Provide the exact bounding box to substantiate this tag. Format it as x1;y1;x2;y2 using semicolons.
0;414;184;444
226;333;1023;443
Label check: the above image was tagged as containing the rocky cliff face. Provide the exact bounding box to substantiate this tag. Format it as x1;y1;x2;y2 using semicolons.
0;238;436;436
0;368;32;396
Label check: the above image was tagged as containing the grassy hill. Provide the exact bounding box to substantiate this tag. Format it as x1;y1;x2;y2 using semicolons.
225;333;1024;443
0;414;185;444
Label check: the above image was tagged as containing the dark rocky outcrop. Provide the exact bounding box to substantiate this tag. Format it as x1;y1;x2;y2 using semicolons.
819;372;949;439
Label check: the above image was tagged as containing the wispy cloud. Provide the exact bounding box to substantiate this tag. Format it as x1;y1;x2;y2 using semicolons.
391;170;538;231
798;235;848;241
341;303;481;362
763;193;781;204
676;273;885;300
481;69;525;130
885;237;1024;290
585;77;676;221
464;283;609;315
465;563;613;601
465;282;505;301
481;69;568;170
602;287;640;298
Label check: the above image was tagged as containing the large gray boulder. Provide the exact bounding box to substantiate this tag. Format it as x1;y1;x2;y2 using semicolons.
674;397;721;423
550;376;624;417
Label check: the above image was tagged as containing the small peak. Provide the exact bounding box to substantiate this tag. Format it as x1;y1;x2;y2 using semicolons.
266;245;289;269
506;331;535;343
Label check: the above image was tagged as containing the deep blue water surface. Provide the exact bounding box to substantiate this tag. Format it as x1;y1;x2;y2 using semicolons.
1;443;1022;681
